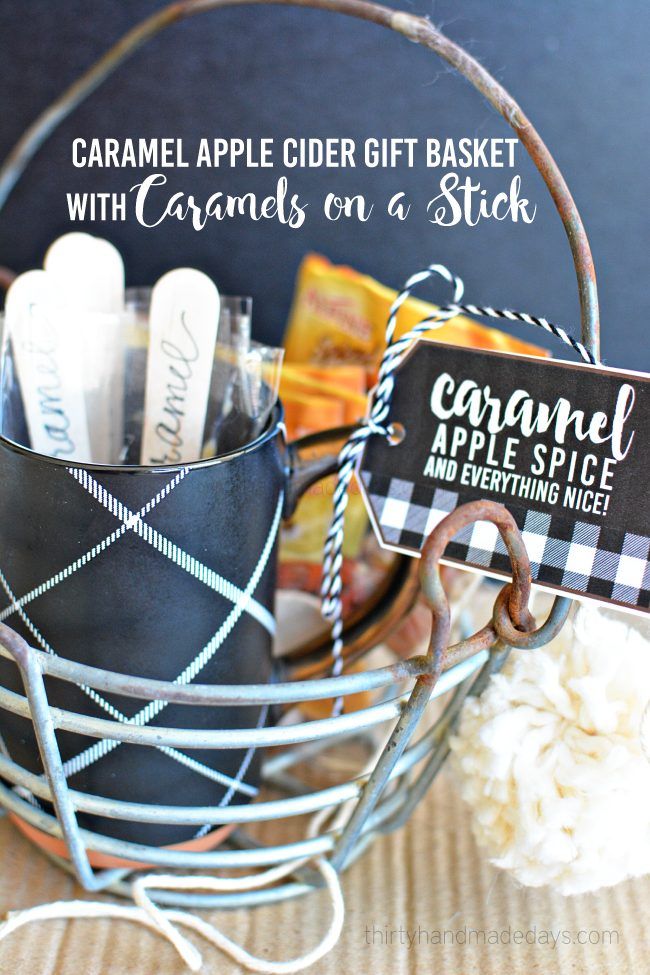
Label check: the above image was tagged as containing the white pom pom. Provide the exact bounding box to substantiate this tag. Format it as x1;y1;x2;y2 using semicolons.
449;602;650;895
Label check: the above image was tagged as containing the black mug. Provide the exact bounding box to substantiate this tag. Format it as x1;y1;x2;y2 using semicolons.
0;396;354;855
0;294;347;854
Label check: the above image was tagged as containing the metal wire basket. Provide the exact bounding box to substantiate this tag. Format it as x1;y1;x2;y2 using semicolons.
0;0;599;909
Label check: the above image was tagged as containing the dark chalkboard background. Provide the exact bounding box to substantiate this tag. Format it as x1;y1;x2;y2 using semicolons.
0;1;648;370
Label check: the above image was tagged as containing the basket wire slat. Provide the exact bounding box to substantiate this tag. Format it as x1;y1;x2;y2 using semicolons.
0;1;597;908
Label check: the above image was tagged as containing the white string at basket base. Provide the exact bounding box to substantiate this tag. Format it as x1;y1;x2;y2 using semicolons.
0;731;388;973
320;263;600;713
0;855;344;975
0;716;389;972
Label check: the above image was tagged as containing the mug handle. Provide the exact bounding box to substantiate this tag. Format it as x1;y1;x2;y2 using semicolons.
284;424;353;518
282;425;420;678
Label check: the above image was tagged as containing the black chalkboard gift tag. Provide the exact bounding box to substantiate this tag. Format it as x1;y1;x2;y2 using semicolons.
359;341;649;614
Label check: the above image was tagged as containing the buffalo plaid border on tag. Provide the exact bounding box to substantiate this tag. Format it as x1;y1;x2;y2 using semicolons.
359;470;650;611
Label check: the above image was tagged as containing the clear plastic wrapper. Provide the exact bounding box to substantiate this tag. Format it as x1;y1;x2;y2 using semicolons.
1;286;283;466
205;338;284;457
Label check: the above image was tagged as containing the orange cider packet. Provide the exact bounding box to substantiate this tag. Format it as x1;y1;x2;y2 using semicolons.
284;253;548;379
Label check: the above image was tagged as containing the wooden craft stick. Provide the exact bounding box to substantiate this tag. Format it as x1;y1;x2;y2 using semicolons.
140;268;220;466
5;269;92;461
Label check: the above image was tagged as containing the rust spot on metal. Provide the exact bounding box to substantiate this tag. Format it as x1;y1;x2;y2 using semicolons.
492;583;571;649
418;499;539;686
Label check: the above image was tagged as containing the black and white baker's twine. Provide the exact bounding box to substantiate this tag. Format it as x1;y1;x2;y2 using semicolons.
449;304;597;367
319;263;600;711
